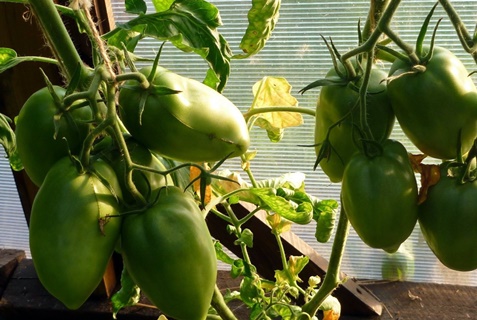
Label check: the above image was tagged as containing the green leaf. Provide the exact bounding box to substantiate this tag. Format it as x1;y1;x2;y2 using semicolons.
111;266;141;319
234;0;281;59
214;240;236;265
312;199;338;243
0;48;58;74
234;228;254;248
250;188;313;225
125;0;148;15
240;274;263;307
106;0;231;91
152;0;175;12
0;114;22;171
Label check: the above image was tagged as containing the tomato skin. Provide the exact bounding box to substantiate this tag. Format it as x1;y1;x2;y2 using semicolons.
315;65;395;182
15;86;92;186
387;46;477;159
29;157;122;309
341;140;419;253
121;186;217;320
418;163;477;271
119;66;250;163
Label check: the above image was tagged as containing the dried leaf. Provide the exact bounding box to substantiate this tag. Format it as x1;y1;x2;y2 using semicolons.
409;153;440;204
190;164;212;205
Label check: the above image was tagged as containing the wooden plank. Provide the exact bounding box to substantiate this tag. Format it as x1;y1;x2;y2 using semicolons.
207;202;383;317
0;249;25;297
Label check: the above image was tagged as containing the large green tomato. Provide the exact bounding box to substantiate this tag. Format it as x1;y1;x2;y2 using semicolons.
418;162;477;271
387;46;477;159
15;86;92;186
121;186;217;320
29;157;122;309
341;140;419;253
119;66;250;163
315;64;395;183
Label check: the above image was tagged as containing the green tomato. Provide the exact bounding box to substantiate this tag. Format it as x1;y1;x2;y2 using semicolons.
15;86;92;186
119;66;250;163
121;186;217;320
341;140;419;253
29;157;122;309
418;162;477;271
315;63;395;182
387;46;477;159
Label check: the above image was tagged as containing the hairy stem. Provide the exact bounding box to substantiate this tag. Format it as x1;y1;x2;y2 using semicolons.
28;0;90;84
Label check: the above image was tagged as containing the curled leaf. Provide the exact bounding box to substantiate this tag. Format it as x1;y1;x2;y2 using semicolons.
409;153;440;204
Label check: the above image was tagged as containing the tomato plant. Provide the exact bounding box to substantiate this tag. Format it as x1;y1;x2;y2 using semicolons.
341;140;419;253
119;66;250;163
121;186;217;320
15;86;92;186
2;0;477;319
29;157;122;309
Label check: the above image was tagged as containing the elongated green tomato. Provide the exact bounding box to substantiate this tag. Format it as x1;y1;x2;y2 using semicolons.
341;140;419;253
121;186;217;320
29;157;122;309
15;86;92;186
418;163;477;271
387;46;477;159
119;66;250;162
315;64;395;182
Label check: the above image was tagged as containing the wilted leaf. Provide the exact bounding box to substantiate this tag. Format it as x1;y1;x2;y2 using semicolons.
250;77;302;142
409;153;440;204
190;164;212;205
234;0;281;58
266;213;292;234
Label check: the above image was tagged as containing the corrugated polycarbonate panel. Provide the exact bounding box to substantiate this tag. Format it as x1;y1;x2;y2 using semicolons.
0;148;30;257
114;0;475;285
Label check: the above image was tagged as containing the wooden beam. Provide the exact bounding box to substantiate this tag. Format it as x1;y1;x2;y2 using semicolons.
207;202;383;317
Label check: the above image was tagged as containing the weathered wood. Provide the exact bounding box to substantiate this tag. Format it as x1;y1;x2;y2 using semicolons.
207;202;383;317
0;249;25;297
0;259;250;320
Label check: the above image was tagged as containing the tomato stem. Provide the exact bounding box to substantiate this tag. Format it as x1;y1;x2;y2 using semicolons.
210;285;239;320
301;200;350;316
28;0;91;85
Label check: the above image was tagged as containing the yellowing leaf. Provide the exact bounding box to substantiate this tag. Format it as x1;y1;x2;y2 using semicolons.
250;77;303;134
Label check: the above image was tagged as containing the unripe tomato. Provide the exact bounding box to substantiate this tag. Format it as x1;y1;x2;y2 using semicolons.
341;140;419;253
119;66;250;163
29;157;122;309
387;46;477;159
418;163;477;271
315;64;395;182
15;86;92;186
121;186;217;320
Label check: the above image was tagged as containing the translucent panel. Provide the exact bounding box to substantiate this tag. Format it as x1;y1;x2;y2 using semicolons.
0;148;30;257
